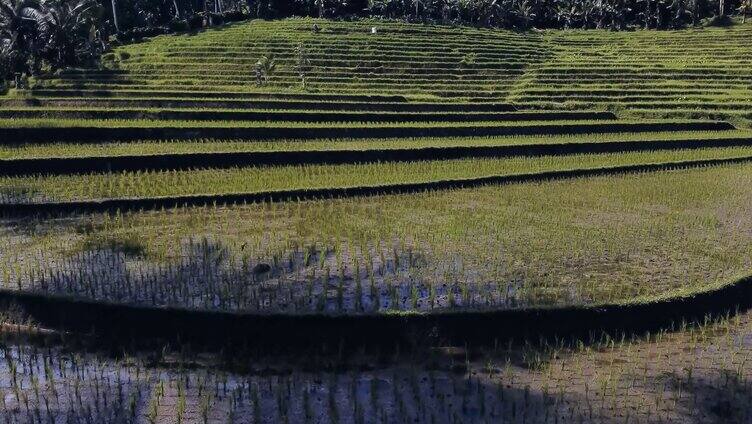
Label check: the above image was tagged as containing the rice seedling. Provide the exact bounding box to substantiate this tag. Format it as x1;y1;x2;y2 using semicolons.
3;147;752;204
4;17;752;422
2;162;752;313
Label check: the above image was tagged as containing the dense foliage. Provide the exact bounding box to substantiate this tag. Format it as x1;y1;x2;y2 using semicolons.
106;0;749;34
1;0;750;85
0;0;103;84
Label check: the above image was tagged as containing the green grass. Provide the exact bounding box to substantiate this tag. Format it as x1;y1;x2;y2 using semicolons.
5;162;752;313
22;18;752;121
4;147;752;203
2;18;752;423
0;130;748;159
0;118;641;129
3;18;752;316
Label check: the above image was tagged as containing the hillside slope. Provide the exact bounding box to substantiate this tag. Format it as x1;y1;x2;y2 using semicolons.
24;19;752;125
3;19;752;314
510;27;752;125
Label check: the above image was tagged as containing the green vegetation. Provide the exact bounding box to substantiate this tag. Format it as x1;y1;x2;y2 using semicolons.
3;310;751;422
5;163;752;313
0;117;638;128
0;130;743;159
20;19;752;125
2;19;752;422
2;18;752;312
3;147;752;203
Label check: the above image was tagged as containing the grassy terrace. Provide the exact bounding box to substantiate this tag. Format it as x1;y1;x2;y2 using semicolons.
1;147;752;204
4;162;752;313
0;130;745;159
3;19;752;315
50;20;546;98
0;118;640;128
0;108;616;122
23;19;752;125
510;28;752;125
4;17;752;423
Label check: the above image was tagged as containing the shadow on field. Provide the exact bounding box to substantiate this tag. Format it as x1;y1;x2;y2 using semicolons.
661;371;752;424
3;216;752;358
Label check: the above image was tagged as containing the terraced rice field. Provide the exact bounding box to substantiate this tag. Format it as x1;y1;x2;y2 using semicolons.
2;18;752;423
3;311;752;423
3;18;752;313
21;19;752;125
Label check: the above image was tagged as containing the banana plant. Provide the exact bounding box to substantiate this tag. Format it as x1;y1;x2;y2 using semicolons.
669;0;690;28
0;0;45;76
740;0;751;22
511;0;536;29
254;53;276;85
37;0;99;69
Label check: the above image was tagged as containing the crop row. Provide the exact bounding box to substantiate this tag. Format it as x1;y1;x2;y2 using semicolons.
0;130;741;160
26;90;416;102
46;72;513;83
0;120;732;143
3;147;752;211
3;132;752;176
0;98;521;112
33;82;514;93
3;162;752;315
0;109;613;123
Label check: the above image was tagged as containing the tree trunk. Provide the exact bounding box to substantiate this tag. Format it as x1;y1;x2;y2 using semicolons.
719;0;725;16
110;0;120;32
691;0;698;25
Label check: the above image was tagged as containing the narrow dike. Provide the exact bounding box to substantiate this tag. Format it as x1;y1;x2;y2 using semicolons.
0;121;733;143
0;269;749;351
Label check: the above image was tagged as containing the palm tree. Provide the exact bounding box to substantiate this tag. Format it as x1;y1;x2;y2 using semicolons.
37;0;99;69
0;0;44;76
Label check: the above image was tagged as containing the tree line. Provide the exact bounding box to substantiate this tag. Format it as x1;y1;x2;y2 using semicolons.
1;0;750;87
106;0;751;32
1;0;107;86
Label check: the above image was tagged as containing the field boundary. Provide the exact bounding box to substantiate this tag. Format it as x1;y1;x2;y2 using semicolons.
3;154;752;216
0;271;749;349
27;90;412;102
2;136;751;176
0;110;614;123
0;121;733;143
0;99;520;112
